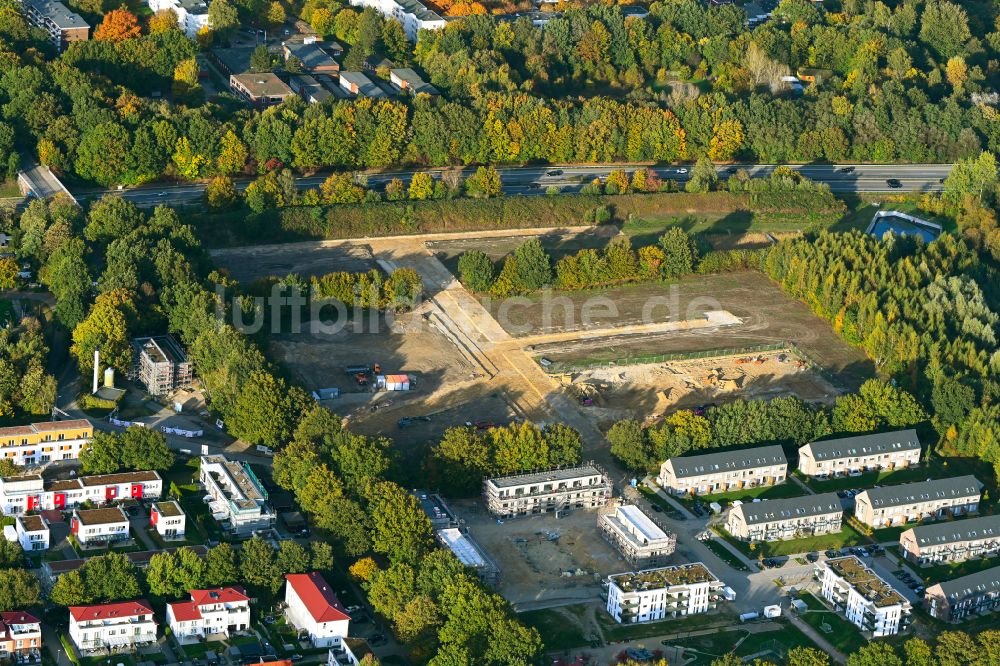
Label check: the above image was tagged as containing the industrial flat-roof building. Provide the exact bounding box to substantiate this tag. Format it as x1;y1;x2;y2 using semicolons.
483;463;612;519
854;476;983;528
606;563;726;624
283;42;340;74
900;515;1000;566
229;73;295;109
436;527;499;586
599;505;676;567
925;565;1000;623
130;336;193;396
816;556;911;637
798;429;921;478
658;445;787;496
726;492;843;542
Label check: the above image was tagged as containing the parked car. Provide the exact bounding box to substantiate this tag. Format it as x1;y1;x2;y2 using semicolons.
806;552;819;562
650;504;663;513
370;634;388;646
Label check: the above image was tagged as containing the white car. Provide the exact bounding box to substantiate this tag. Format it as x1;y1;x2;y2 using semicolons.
675;167;689;174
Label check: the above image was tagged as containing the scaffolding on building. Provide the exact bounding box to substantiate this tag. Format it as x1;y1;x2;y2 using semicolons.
130;336;193;396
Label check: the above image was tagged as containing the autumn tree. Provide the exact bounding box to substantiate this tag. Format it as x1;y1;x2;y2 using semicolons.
94;8;141;42
148;8;178;34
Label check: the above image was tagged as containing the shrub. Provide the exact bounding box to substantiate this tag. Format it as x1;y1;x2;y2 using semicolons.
458;250;495;292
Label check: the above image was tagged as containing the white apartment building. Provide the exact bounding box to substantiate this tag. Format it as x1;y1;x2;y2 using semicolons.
599;505;677;567
483;463;612;518
798;429;921;477
0;419;92;466
899;515;1000;566
925;565;1000;623
166;587;251;642
199;455;274;535
68;600;157;654
0;611;41;662
285;572;351;648
854;476;983;528
0;470;162;514
146;0;209;38
70;507;130;547
348;0;446;41
150;500;186;540
726;493;843;541
816;556;911;637
658;445;787;496
606;563;727;624
14;514;49;552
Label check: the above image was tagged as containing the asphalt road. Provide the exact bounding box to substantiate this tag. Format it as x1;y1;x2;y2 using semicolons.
74;163;954;206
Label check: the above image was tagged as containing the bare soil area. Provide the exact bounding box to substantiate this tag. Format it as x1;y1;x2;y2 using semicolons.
212;243;376;283
564;349;841;422
455;502;632;607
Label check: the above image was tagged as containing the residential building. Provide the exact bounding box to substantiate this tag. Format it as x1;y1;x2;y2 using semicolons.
283;42;339;74
0;418;93;466
348;0;446;41
289;75;332;104
20;0;88;50
606;563;726;624
797;429;921;478
146;0;209;38
200;455;274;535
726;493;843;542
166;587;251;642
899;515;1000;566
70;507;130;547
14;514;49;552
925;566;1000;623
209;46;255;77
412;490;456;528
0;470;162;514
0;611;41;663
284;572;350;648
483;463;612;518
43;546;209;584
150;500;186;540
599;505;677;567
327;643;361;666
657;445;787;496
436;527;500;586
130;336;193;396
389;68;439;95
854;476;983;528
338;71;386;98
816;556;911;636
68;601;156;654
230;73;295;109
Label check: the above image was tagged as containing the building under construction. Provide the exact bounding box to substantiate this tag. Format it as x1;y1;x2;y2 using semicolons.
130;336;193;396
483;462;612;519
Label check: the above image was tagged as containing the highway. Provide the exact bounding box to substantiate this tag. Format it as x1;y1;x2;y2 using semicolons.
74;163;955;206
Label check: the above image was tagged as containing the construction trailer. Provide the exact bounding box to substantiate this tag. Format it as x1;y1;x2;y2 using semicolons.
377;374;412;391
130;336;193;396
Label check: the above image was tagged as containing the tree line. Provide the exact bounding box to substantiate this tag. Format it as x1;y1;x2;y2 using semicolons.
607;379;927;472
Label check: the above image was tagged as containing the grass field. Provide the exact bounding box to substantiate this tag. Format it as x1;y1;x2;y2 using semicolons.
896;548;1000;583
719;522;868;559
677;481;808;508
518;606;593;651
668;621;822;665
0;180;20;198
796;593;868;654
597;610;737;643
704;538;750;571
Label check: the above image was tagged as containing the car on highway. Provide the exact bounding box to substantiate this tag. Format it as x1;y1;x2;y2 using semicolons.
840;166;855;173
546;169;563;176
527;183;541;189
675;167;689;174
887;178;903;188
725;166;738;174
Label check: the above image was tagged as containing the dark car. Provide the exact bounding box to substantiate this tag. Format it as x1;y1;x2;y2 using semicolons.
825;549;838;558
651;504;663;513
725;166;738;174
806;552;819;563
887;178;903;188
840;166;855;173
370;634;388;646
546;169;563;176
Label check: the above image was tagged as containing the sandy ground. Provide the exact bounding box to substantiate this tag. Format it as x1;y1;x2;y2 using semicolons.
455;501;632;607
563;349;841;422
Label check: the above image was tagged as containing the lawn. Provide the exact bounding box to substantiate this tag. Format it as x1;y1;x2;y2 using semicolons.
676;481;808;509
799;465;935;493
0;180;20;198
178;641;226;660
518;606;592;651
717;522;868;559
620;208;844;242
899;548;1000;584
637;485;686;520
669;621;821;664
703;538;750;571
596;609;736;643
795;593;868;654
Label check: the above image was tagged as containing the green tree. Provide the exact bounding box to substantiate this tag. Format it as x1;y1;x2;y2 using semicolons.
239;536;281;596
119;427;175;471
787;647;831;666
366;481;435;565
276;541;310;574
208;0;239;36
919;0;972;59
79;432;124;475
509;238;552;292
943;152;997;206
607;419;652;470
250;44;273;72
146;551;185;598
0;569;40;611
206;175;238;209
310;541;335;571
685;157;718;193
659;228;698;278
84;196;144;245
230;371;306;448
464;166;502;198
902;638;936;666
457;251;494;292
204;543;239;587
849;643;903;666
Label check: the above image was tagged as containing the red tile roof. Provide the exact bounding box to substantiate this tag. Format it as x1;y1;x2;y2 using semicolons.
0;611;39;625
285;572;350;623
168;601;202;622
190;587;249;606
253;661;292;666
69;600;154;622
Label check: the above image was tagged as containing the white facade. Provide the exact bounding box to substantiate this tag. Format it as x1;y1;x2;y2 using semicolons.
816;556;911;637
69;601;157;654
348;0;446;41
150;501;186;539
285;572;350;648
14;515;48;552
199;455;274;534
798;429;921;478
146;0;209;38
606;563;726;624
658;445;787;496
71;507;130;547
483;463;612;518
854;476;982;529
599;505;676;567
0;470;162;514
166;588;251;642
726;493;843;542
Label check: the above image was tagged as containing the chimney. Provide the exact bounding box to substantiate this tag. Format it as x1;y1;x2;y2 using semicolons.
92;348;100;395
